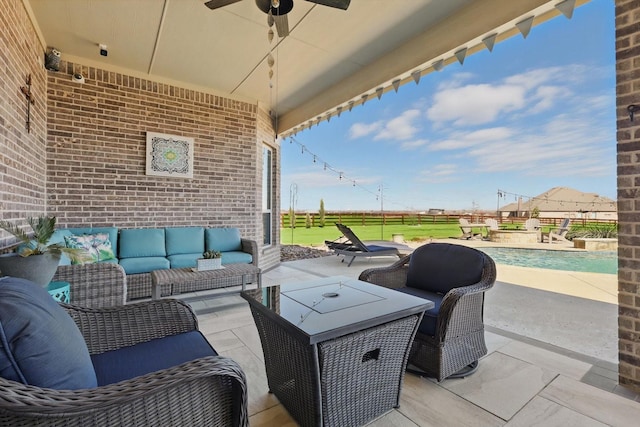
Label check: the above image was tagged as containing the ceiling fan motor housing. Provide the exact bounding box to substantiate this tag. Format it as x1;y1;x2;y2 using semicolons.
256;0;293;16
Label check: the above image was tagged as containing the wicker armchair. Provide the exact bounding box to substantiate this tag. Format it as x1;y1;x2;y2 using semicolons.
52;262;127;307
359;243;496;381
0;299;248;426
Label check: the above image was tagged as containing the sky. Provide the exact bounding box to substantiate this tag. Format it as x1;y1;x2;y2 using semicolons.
280;0;616;213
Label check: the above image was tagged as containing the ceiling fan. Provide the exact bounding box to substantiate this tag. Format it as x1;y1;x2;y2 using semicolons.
204;0;351;37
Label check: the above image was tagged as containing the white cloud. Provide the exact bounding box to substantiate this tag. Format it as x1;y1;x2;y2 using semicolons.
348;109;422;143
374;109;421;140
427;65;589;127
428;127;513;151
427;84;525;126
349;121;382;139
467;116;614;177
417;164;460;183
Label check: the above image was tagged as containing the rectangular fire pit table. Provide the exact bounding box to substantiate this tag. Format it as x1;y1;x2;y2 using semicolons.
241;275;432;427
151;264;261;299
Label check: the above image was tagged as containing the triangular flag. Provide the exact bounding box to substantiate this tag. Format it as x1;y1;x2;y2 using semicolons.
411;70;421;85
376;87;383;100
516;17;534;39
482;34;497;52
455;47;467;65
432;59;444;72
555;0;576;19
392;79;401;92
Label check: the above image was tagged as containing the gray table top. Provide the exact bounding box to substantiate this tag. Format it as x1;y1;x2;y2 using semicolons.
242;275;433;344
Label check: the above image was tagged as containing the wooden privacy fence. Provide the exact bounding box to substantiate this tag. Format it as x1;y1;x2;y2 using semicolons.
280;212;618;228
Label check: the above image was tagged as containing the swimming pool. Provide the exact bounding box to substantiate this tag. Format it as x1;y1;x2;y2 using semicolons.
479;247;617;275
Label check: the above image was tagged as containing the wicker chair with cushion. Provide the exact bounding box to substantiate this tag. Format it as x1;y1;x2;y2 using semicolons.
359;243;496;381
0;276;248;426
52;262;127;307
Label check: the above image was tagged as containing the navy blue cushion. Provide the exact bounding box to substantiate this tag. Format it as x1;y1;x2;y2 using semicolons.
406;243;484;294
0;277;97;390
364;244;395;252
396;287;443;336
91;330;217;386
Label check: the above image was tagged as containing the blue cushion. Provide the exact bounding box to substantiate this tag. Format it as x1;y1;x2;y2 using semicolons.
68;227;119;256
206;228;242;252
119;228;166;258
364;244;396;252
167;253;200;269
118;257;170;275
396;287;443;336
406;243;484;294
91;331;217;386
0;277;97;390
165;227;204;256
221;251;253;265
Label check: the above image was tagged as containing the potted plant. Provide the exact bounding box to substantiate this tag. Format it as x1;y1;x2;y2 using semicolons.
197;250;222;271
0;216;89;287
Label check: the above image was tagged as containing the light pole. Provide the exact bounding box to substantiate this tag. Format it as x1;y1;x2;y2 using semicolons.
289;183;297;244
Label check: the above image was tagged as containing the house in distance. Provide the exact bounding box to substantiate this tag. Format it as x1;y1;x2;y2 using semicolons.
499;187;617;220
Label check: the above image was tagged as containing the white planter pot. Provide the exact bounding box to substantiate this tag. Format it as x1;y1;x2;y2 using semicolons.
197;258;222;271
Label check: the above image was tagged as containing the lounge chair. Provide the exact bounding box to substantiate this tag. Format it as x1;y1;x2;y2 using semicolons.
359;243;496;381
542;218;571;243
524;218;542;242
328;223;401;267
485;218;499;231
459;218;484;239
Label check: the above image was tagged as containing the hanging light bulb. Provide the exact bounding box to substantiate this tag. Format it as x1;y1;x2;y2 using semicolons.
271;0;280;8
268;54;275;67
268;29;274;43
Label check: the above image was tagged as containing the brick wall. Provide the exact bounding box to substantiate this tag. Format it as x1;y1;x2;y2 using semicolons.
0;0;48;248
44;60;279;268
616;0;640;392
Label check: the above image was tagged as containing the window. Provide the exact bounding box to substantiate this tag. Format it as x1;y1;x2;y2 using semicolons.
262;145;273;245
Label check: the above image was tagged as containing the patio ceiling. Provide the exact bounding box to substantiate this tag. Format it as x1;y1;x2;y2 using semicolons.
25;0;585;136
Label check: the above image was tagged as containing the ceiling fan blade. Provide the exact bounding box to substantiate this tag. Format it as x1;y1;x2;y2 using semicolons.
273;14;290;37
305;0;351;10
204;0;243;10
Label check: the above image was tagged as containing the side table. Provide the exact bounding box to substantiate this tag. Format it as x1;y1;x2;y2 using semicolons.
47;281;70;303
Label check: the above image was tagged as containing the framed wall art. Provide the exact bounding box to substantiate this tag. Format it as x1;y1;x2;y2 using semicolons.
145;132;194;179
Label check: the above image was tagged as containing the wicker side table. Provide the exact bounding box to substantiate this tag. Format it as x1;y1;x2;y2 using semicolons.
242;277;431;427
151;264;261;299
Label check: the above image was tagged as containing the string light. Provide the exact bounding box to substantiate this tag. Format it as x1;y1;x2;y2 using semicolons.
288;137;382;198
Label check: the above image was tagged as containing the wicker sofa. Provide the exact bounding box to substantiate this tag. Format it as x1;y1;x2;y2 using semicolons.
50;226;258;301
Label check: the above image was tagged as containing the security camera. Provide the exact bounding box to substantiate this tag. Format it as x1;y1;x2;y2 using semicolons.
72;73;85;84
99;43;108;57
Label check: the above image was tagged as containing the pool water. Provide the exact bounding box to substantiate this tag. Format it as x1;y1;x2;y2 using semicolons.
479;247;617;275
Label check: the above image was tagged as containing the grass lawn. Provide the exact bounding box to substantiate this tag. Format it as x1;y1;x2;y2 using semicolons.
280;224;463;246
